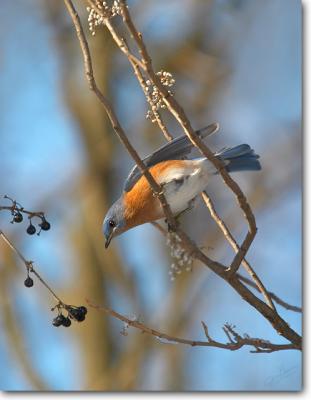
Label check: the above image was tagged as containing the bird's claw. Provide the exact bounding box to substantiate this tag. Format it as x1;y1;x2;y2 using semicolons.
165;218;179;232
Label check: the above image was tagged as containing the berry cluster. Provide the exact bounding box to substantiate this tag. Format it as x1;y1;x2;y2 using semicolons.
26;217;50;236
1;195;51;236
86;0;122;36
166;231;194;281
21;262;88;328
22;259;88;328
52;305;88;328
145;70;175;123
1;195;88;330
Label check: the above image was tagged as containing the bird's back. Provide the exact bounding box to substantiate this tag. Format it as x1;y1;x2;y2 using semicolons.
123;159;212;223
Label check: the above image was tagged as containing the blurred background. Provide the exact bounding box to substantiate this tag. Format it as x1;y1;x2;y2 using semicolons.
0;0;301;391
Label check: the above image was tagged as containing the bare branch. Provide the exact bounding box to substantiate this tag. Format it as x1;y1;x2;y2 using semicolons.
237;274;302;313
222;325;235;344
152;216;301;313
201;321;212;341
87;301;299;353
0;194;51;235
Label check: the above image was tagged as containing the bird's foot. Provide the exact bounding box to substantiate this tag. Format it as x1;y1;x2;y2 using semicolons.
164;218;179;232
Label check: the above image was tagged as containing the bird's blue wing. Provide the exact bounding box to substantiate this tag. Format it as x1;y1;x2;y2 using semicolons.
123;123;219;192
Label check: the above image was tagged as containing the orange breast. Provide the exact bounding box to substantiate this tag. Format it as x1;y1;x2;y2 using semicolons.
123;160;188;229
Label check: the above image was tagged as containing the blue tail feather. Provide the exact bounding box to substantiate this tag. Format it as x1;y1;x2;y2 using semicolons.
216;144;261;173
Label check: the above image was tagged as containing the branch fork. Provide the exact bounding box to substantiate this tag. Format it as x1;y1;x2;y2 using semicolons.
63;0;302;351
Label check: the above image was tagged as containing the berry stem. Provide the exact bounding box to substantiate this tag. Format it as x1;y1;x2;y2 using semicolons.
0;205;45;219
0;229;64;305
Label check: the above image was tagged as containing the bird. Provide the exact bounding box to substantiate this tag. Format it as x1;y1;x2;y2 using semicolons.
103;123;261;248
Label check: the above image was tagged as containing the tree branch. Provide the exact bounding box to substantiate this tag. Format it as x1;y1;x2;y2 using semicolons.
63;0;301;350
201;191;276;311
152;217;301;314
87;301;298;353
237;274;302;313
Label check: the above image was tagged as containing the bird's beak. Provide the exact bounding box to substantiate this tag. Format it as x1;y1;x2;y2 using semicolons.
105;230;114;249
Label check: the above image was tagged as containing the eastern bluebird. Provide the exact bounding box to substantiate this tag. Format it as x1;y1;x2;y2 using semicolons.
103;123;261;248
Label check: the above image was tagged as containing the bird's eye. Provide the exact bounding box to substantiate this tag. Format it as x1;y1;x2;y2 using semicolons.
109;220;116;228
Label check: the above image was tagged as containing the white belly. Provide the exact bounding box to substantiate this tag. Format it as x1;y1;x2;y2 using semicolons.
159;158;215;214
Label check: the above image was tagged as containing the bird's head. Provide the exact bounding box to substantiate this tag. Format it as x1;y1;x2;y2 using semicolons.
103;198;126;248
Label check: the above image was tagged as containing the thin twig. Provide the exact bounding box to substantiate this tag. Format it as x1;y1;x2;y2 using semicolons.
201;191;301;313
0;195;46;220
0;205;44;219
0;230;63;305
237;274;302;313
222;326;235;344
87;300;298;353
201;191;276;311
87;1;174;142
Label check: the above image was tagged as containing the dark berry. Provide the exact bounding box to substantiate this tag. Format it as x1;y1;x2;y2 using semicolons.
62;317;72;327
52;314;66;327
68;307;86;322
76;312;85;322
68;308;78;319
13;212;23;223
78;306;87;315
40;219;51;231
24;276;34;287
27;224;36;235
